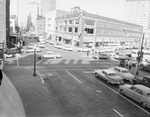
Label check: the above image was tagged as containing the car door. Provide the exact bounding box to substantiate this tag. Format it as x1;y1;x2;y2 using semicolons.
133;89;143;103
125;86;137;99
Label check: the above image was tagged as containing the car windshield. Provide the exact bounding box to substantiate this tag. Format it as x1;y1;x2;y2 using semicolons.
122;70;129;73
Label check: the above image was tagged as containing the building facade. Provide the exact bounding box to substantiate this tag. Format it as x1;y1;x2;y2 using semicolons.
45;9;70;40
41;0;56;17
0;0;6;43
36;16;45;35
55;8;143;48
124;0;150;47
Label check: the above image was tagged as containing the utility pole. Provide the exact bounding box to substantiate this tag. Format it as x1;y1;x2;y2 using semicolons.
136;33;145;75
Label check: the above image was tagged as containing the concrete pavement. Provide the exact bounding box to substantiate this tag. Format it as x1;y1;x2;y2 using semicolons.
3;65;62;117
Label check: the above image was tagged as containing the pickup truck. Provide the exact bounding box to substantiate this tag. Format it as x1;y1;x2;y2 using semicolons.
133;76;150;88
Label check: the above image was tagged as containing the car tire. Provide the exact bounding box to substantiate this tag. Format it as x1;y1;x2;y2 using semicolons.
107;80;110;84
141;102;147;108
119;89;124;95
95;73;98;77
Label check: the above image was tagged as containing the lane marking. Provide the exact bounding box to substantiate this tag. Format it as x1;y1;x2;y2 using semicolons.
36;59;44;64
113;109;124;117
66;71;82;83
94;78;150;115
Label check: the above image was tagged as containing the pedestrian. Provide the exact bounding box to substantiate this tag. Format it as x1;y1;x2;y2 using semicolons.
87;50;89;56
128;60;132;70
125;59;128;66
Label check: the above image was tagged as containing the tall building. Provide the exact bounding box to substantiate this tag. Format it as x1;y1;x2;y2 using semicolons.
45;9;70;40
29;1;41;33
41;0;56;17
124;0;150;47
0;0;6;43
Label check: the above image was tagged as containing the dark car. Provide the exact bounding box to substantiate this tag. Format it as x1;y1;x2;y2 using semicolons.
133;76;150;88
140;64;150;71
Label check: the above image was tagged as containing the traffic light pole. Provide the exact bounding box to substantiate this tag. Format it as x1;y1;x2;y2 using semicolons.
136;33;145;75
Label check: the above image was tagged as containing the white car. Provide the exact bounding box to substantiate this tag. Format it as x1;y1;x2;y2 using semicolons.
46;40;54;45
38;43;45;48
77;47;91;52
4;54;14;58
119;84;150;109
62;45;73;51
94;69;124;84
39;51;62;59
54;44;63;49
110;67;135;81
25;47;41;53
27;43;35;49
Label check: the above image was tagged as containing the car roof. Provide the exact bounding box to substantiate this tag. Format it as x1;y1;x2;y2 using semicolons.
103;69;116;74
114;67;128;71
134;85;150;93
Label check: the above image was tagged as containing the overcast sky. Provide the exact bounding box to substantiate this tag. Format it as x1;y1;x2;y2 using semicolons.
11;0;126;26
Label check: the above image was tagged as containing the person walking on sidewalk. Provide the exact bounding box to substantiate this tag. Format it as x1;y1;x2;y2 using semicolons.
128;60;132;70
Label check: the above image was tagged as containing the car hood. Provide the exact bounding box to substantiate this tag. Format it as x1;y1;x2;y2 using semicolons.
109;75;123;80
123;73;134;79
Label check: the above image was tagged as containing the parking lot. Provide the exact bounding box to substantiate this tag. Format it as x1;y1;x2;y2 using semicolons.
5;43;150;117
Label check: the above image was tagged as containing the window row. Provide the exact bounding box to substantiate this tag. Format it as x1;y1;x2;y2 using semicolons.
97;21;142;32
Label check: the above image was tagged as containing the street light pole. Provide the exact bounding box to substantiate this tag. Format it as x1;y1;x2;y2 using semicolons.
33;48;36;76
136;33;145;75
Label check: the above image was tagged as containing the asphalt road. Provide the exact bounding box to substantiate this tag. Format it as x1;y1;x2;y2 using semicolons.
6;43;150;117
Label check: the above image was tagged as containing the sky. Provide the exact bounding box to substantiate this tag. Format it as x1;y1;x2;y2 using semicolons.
11;0;126;26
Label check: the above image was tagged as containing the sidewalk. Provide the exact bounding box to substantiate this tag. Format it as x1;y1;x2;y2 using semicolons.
3;66;61;117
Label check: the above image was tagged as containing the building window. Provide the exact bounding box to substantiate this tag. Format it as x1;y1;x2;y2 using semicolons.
75;27;78;33
64;27;67;31
68;27;72;32
85;19;95;26
69;20;73;24
84;28;94;34
75;19;79;24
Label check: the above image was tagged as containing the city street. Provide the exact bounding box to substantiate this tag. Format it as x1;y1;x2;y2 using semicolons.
4;43;150;117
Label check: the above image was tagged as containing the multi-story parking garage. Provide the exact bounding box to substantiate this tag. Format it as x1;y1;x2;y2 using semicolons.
55;7;143;48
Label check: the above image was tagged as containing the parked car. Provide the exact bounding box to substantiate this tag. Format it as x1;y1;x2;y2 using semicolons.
27;43;35;49
94;69;124;84
133;76;150;88
54;44;63;49
39;51;62;59
37;42;45;48
140;63;150;71
62;45;73;51
119;84;150;109
110;67;135;81
114;54;129;60
25;47;41;53
4;53;14;58
77;47;91;52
